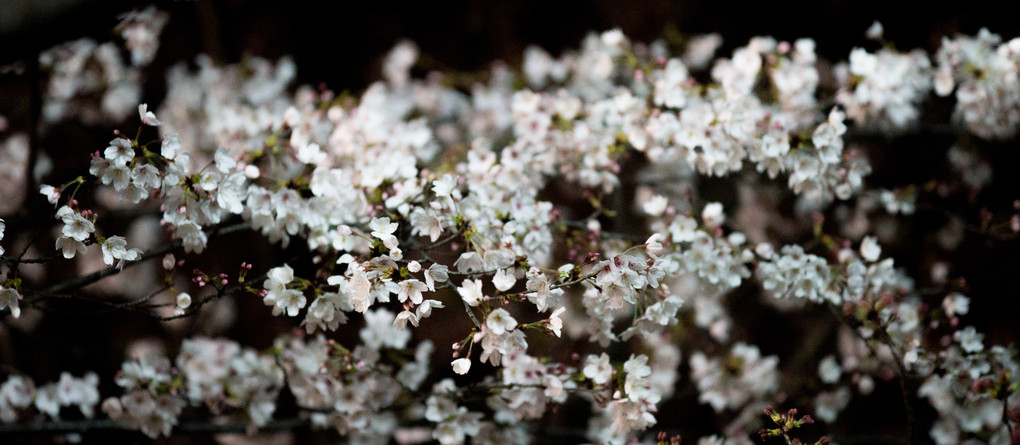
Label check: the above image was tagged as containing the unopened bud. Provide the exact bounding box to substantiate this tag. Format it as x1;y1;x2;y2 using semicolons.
176;292;192;309
162;254;175;270
244;165;260;179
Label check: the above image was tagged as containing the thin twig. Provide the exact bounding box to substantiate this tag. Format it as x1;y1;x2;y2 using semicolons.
154;270;266;321
118;284;171;308
1;254;58;265
1003;396;1015;440
462;298;481;327
2;222;250;319
827;304;915;445
415;224;467;251
44;221;249;295
875;326;916;445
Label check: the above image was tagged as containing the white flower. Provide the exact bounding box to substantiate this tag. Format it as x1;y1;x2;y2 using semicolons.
583;353;613;385
347;269;372;313
101;235;142;268
216;173;246;214
267;264;294;287
60;210;94;241
35;386;59;418
174;293;191;316
602;28;625;46
623;354;651;379
453;251;484;273
102;163;132;191
814;387;851;423
451;358;471;375
40;184;61;205
296;143;325;164
410;209;444;242
701;202;725;227
543;374;565;401
276;289;306;317
645;233;664;258
485;308;516;336
394;310;419;329
131;164;161;190
360;308;410;350
213;147;236;173
933;68;954;96
432;174;458;198
548;307;565;337
160;254;174;271
175;221;207;253
407;260;421;273
55;236;87;259
865;20;884;41
623;355;653;402
138;103;160;126
161;134;180;160
860;236;881;262
0;286;21;318
369;217;399;250
424;263;448;291
457;279;484;307
396;279;428;305
244;165;260;178
957;326;984;353
642;195;668;216
369;217;399;239
415;299;444;319
104;138;134;164
942;292;970;317
669;215;699;242
175;293;191;309
818;355;842;384
491;268;516;292
755;242;775;259
263;265;308;316
524;267;563;313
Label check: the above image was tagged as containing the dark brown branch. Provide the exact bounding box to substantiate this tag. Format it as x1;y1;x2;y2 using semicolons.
414;223;467;252
152;272;266;321
2;222;250;319
43;221;249;295
827;304;915;445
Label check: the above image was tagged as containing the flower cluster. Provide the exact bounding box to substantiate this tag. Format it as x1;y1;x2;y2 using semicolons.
835;46;933;130
935;29;1020;139
690;343;779;414
36;7;166;127
0;372;99;422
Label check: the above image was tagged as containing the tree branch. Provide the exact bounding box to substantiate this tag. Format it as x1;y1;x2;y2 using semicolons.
3;222;250;319
44;221;249;295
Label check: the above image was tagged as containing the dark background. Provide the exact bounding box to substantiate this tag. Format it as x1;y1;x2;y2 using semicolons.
4;0;1020;91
